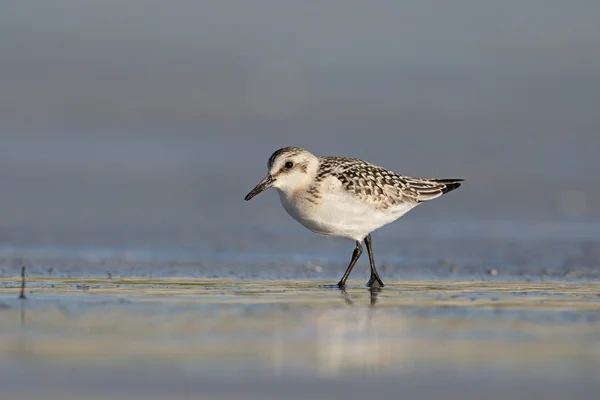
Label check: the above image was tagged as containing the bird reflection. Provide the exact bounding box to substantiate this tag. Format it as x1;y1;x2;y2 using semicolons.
369;285;381;307
339;285;382;307
340;288;354;306
19;267;28;356
20;300;26;326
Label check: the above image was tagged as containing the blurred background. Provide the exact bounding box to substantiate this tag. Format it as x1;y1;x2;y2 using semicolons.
0;0;599;278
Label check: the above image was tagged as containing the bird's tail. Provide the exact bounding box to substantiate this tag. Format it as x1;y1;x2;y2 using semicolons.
410;178;463;203
432;179;463;194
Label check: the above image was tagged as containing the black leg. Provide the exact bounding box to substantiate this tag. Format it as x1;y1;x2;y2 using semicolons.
337;241;363;288
364;234;385;288
19;266;27;300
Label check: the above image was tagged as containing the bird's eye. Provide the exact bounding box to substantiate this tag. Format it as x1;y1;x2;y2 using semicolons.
285;161;294;169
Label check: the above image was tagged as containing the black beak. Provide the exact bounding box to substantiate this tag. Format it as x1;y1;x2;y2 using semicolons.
244;174;275;201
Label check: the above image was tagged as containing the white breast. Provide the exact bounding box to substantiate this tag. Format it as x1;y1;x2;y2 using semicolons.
277;176;417;241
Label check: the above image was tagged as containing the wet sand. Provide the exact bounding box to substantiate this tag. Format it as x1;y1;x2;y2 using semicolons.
1;276;599;399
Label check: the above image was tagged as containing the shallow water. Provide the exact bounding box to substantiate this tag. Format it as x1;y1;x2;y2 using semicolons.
1;276;599;399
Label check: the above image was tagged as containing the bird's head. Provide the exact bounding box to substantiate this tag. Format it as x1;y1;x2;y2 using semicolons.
244;147;318;201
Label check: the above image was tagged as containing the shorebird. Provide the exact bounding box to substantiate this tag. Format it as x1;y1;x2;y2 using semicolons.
244;147;462;288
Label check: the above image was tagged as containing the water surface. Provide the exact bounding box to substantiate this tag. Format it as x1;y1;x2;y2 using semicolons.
1;276;599;399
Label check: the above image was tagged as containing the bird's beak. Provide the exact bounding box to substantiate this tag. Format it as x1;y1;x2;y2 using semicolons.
244;174;275;201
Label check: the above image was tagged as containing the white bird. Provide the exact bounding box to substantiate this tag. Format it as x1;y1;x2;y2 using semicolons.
244;147;463;288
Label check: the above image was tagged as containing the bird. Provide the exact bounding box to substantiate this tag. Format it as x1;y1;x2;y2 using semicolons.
244;147;463;289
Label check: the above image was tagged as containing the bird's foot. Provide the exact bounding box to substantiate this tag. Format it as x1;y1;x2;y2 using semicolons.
366;276;384;288
320;282;347;290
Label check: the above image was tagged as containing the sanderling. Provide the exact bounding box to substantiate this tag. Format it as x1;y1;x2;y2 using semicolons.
244;147;463;288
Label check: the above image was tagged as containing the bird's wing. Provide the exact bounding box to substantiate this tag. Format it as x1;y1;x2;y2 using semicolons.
318;156;462;208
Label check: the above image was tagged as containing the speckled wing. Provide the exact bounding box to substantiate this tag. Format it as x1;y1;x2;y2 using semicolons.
317;156;463;209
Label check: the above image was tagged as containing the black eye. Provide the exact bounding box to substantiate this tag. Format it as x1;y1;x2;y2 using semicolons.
284;161;294;169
